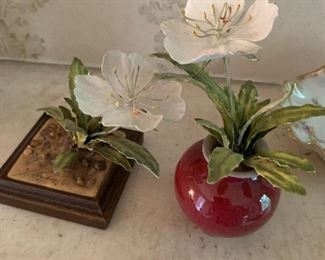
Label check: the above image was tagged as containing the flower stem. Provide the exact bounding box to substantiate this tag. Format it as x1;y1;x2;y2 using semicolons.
223;56;236;150
223;57;231;89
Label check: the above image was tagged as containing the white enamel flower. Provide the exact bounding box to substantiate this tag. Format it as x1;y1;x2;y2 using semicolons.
161;0;278;64
74;51;186;132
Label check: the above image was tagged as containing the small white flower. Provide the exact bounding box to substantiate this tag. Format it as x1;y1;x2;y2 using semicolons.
75;51;186;132
161;0;278;64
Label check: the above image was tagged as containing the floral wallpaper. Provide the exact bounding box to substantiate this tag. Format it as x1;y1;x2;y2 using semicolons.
0;0;323;84
139;0;186;52
0;0;48;59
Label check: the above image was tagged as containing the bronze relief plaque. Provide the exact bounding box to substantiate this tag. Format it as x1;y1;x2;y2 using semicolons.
7;118;110;198
0;114;143;229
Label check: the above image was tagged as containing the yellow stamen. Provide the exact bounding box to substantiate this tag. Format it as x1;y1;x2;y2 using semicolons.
203;12;214;26
211;4;217;24
220;2;228;19
228;6;232;20
234;4;241;18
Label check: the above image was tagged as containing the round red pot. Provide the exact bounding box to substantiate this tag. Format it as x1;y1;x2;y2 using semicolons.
175;139;281;237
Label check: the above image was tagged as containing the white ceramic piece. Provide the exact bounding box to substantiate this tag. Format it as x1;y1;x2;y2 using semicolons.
283;65;325;161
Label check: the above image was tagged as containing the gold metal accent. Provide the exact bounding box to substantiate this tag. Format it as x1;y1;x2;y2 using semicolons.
296;64;325;82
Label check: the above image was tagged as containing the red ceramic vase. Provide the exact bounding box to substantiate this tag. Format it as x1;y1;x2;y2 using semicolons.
175;139;281;237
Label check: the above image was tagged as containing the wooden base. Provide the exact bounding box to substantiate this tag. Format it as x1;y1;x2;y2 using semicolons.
0;114;143;229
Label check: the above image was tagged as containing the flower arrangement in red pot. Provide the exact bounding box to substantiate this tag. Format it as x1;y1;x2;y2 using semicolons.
155;0;325;237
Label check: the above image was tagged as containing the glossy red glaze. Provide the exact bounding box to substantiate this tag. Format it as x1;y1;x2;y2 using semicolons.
175;140;281;237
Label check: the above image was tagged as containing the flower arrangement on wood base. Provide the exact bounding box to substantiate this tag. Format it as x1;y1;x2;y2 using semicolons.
39;51;186;178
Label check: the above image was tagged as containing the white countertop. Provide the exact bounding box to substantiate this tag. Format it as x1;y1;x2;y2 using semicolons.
0;60;324;260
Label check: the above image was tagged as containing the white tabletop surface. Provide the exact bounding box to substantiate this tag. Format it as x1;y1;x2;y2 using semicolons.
0;60;324;260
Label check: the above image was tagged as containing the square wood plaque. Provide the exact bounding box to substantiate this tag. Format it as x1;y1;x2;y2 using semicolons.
0;114;143;229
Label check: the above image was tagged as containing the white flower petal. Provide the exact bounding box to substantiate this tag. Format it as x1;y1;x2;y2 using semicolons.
77;51;186;132
161;0;277;62
102;106;163;132
223;38;261;55
101;50;131;99
161;19;215;64
230;0;278;42
128;53;156;95
159;96;187;122
137;80;186;122
75;75;116;117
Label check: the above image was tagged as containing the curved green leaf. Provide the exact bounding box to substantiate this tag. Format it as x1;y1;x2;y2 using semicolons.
244;157;306;195
98;137;159;178
64;119;87;135
237;83;271;126
255;99;271;111
238;81;258;125
64;97;89;129
208;147;243;184
59;105;74;121
248;104;325;147
38;107;65;125
257;151;315;172
86;116;102;134
64;97;79;115
94;144;131;171
63;119;87;145
68;57;88;101
238;82;294;148
195;118;229;148
244;127;277;154
67;58;90;128
53;150;79;173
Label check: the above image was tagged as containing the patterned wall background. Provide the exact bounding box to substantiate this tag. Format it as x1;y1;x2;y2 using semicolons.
0;0;324;83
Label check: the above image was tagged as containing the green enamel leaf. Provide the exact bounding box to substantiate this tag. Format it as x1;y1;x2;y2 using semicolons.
64;97;79;115
64;97;87;129
195;118;229;148
68;57;88;101
238;81;258;107
257;151;315;172
248;104;325;146
94;144;131;171
237;81;258;125
59;105;74;121
255;99;271;111
64;119;87;135
238;82;294;149
208;147;243;184
67;58;90;128
53;150;79;173
38;107;65;125
86;116;102;134
245;127;277;154
63;119;88;145
244;157;306;195
99;136;159;178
